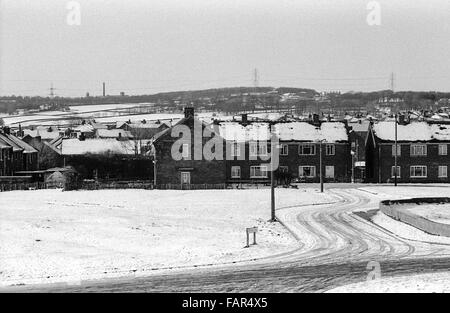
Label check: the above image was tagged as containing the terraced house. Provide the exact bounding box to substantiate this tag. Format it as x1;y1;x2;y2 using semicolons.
366;121;450;183
273;121;352;183
0;127;38;174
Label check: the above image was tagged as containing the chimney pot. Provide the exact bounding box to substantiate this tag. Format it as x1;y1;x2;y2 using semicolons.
184;107;195;118
241;114;248;125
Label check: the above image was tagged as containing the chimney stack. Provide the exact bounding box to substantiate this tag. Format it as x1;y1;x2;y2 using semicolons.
241;113;248;125
184;107;195;118
102;82;106;97
313;114;320;124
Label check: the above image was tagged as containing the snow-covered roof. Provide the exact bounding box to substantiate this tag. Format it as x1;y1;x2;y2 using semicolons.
217;122;271;142
0;132;37;153
96;129;133;139
23;127;61;140
215;121;349;142
373;122;450;141
273;122;348;142
61;138;141;155
348;120;370;133
73;124;94;133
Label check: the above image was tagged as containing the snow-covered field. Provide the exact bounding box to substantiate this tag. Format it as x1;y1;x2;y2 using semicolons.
328;272;450;293
0;188;335;286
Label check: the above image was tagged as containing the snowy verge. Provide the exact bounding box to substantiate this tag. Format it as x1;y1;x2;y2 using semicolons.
327;272;450;293
370;211;450;244
0;188;335;287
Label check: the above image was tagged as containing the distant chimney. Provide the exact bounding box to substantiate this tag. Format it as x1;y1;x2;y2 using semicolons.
313;114;320;124
241;114;248;125
102;82;106;97
184;107;195;118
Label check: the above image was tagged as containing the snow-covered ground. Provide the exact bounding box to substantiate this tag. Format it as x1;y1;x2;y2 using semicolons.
327;272;450;293
371;211;450;244
407;204;450;225
0;188;335;286
357;185;450;200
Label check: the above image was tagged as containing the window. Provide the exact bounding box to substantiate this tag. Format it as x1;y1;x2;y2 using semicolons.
392;144;401;157
410;166;427;178
325;144;335;156
411;144;427;156
258;143;268;156
439;144;448;156
325;166;335;178
299;166;316;178
299;144;316;155
180;172;191;184
0;150;3;162
391;166;401;178
250;165;268;178
439;166;448;178
280;144;289;156
182;143;190;159
231;166;241;178
278;166;289;173
231;143;240;157
249;142;258;157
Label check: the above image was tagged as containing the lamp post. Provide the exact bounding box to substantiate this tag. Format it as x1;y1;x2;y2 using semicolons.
318;140;324;193
270;135;280;222
394;113;398;187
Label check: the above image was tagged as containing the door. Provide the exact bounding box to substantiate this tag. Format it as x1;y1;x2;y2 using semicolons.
181;172;191;185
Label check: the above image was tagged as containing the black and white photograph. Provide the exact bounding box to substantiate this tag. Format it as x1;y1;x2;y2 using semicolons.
1;0;450;300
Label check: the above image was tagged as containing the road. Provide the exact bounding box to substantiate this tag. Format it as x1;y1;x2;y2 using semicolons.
4;187;450;292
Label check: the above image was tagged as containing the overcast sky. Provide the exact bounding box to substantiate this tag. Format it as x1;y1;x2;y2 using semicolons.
1;0;450;97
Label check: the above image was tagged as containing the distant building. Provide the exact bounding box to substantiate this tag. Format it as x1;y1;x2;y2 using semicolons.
366;121;450;183
152;108;226;186
0;127;38;174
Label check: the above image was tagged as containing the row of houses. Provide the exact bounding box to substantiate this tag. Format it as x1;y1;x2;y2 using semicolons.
3;107;449;187
152;109;354;185
152;108;450;186
0;128;38;177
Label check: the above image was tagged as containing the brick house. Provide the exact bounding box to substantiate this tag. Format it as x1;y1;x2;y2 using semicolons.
152;108;226;186
348;120;371;181
214;117;352;184
0;141;13;176
273;121;352;183
216;118;273;184
57;137;152;180
0;128;38;173
366;121;450;183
